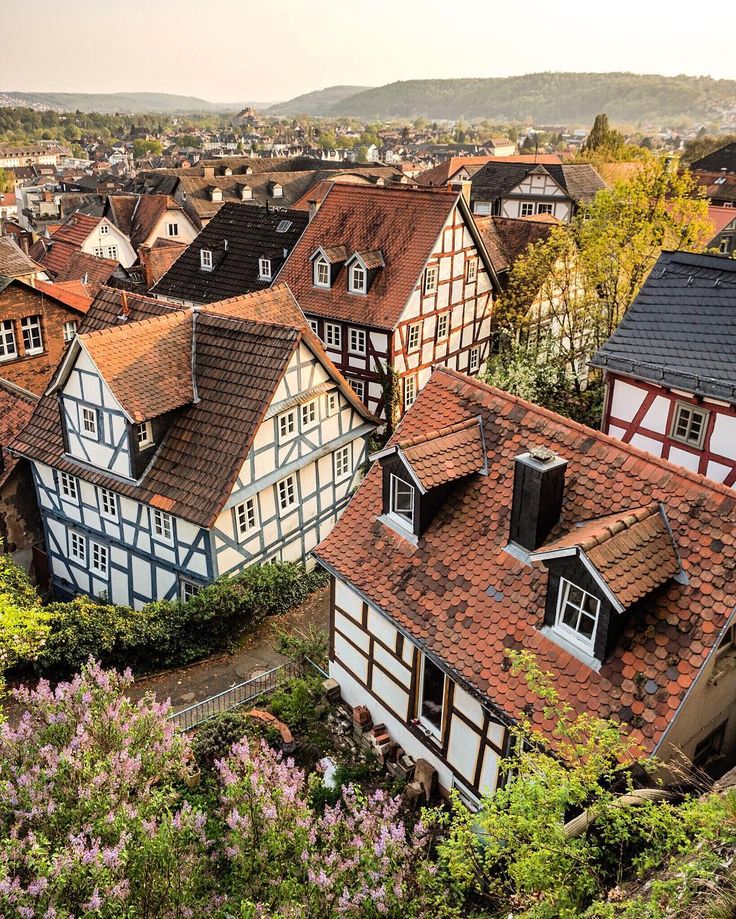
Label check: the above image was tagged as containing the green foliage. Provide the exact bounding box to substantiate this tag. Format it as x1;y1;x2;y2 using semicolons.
133;137;163;158
192;710;269;770
581;113;625;156
0;169;11;193
268;675;324;731
0;554;50;671
274;624;329;670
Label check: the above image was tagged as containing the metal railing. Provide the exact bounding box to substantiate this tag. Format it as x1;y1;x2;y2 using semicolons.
167;658;326;732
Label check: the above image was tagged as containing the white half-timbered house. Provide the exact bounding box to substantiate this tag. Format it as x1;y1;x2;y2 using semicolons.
12;285;375;606
280;183;502;419
591;251;736;487
314;366;736;800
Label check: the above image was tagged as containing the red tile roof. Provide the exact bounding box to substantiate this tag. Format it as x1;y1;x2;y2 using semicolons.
385;417;486;491
708;205;736;235
53;250;118;288
280;184;461;330
49;212;101;248
314;367;736;755
0;379;37;487
33;279;92;314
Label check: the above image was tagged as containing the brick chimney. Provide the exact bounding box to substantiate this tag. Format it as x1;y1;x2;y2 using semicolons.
509;447;567;551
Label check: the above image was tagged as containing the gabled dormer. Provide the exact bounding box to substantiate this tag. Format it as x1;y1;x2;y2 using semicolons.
372;417;487;541
208;186;223;203
310;245;349;289
345;250;384;295
269;181;283;199
240;184;253;201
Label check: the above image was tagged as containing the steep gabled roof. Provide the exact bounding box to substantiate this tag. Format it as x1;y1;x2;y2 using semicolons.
78;286;181;333
53;249;118;289
32;279;92;314
0;378;37;487
0;237;43;279
48;212;102;247
416;155;563;187
475;215;556;274
470;161;605;205
690;141;736;174
314;366;736;755
591;250;736;402
106;194;185;249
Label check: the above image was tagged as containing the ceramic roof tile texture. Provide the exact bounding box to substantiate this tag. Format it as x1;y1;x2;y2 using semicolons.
534;505;681;608
106;194;185;248
397;418;486;490
475;216;555;274
314;366;736;755
590;250;736;402
280;184;460;330
53;250;118;289
0;237;42;279
78;286;181;333
416;155;563;187
33;279;92;314
49;212;101;248
0;380;37;486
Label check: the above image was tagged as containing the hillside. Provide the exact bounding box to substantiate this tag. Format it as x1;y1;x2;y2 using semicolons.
266;85;374;116
0;91;248;114
323;72;736;123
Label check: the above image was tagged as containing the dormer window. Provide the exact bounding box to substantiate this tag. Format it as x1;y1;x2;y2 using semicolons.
314;257;330;288
201;249;213;271
81;406;98;440
209;187;222;202
241;185;253;200
259;258;272;281
349;263;366;294
136;420;154;449
555;578;600;651
389;474;414;528
271;183;283;198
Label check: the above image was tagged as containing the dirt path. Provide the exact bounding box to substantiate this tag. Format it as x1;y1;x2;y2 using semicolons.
126;587;330;713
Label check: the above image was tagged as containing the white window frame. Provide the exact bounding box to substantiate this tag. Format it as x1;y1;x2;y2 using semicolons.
0;320;17;361
349;263;366;294
81;406;98;439
349;327;366;355
272;183;283;198
407;323;421;352
423;264;438;294
180;579;200;603
465;257;478;283
166;222;179;237
99;223;109;235
334;444;351;482
90;541;108;576
200;249;213;271
389;473;414;528
350;378;365;401
326;391;338;416
59;471;78;501
152;508;173;543
314;257;330;288
300;399;317;431
63;320;77;342
554;578;600;652
235;498;257;539
106;245;118;260
403;374;417;409
278;409;297;442
418;653;446;739
670;402;709;450
258;257;272;280
536;203;554;215
99;487;118;520
21;315;43;355
436;313;449;341
136;420;154;449
520;202;535;217
277;474;297;513
469;346;481;374
325;322;342;348
93;246;105;258
308;319;319;335
69;531;86;563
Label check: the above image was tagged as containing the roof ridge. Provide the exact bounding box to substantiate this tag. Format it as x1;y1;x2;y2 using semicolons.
397;415;479;449
434;366;736;502
577;504;659;551
80;307;190;341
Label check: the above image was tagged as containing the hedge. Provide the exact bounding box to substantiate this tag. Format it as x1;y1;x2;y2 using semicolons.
1;558;328;680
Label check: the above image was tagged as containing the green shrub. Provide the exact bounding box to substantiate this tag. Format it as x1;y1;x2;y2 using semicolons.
268;675;324;730
192;711;259;769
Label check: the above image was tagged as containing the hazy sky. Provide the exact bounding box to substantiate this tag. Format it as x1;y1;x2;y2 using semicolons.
2;0;732;103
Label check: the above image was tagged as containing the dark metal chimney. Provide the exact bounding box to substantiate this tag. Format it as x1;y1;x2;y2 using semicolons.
509;447;567;551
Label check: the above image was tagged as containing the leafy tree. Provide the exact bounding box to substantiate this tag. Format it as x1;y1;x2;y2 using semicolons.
581;113;625;155
132;138;163;159
0;554;49;673
0;169;11;193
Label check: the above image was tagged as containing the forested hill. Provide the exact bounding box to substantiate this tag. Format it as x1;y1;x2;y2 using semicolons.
319;73;736;123
0;92;248;114
266;86;373;116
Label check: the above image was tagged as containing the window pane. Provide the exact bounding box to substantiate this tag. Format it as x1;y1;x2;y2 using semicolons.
568;584;584;607
421;657;445;730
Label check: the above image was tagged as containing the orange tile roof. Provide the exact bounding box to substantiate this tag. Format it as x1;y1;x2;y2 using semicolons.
416;155;563;187
314;366;736;755
33;279;92;314
0;380;37;487
390;417;486;491
50;212;101;248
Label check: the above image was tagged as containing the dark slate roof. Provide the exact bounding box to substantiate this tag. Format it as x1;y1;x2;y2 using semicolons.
590;251;736;402
470;162;605;205
150;203;309;304
690;142;736;174
78;286;181;333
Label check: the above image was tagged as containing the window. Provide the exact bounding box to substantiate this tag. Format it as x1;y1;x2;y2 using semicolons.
277;475;296;512
350;378;365;401
326;391;338;416
555;578;600;650
419;654;446;737
21;315;43;354
436;313;449;340
90;541;108;575
235;498;257;538
300;399;317;430
671;402;709;449
99;223;109;235
720;237;732;254
63;320;77;342
469;346;481;374
81;406;98;439
717;623;736;658
465;257;478;283
180;579;200;602
136;421;154;449
201;249;213;271
314;258;330;288
349;328;366;355
423;264;438;294
93;246;105;258
390;474;414;526
99;487;117;520
403;375;417;409
0;320;17;360
334;445;351;481
69;531;86;563
349;263;366;294
520;202;535;217
167;222;179;237
59;472;78;501
272;183;283;198
308;319;319;335
258;257;272;280
407;323;421;352
106;245;118;260
536;203;554;215
693;721;727;769
278;410;296;441
325;323;342;348
152;508;173;542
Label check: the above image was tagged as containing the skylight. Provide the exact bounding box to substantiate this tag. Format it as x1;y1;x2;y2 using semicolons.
276;220;292;233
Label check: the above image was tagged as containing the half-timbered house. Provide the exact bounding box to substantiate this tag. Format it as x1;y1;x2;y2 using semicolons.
11;285;376;606
314;366;736;801
591;251;736;487
280;183;502;419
